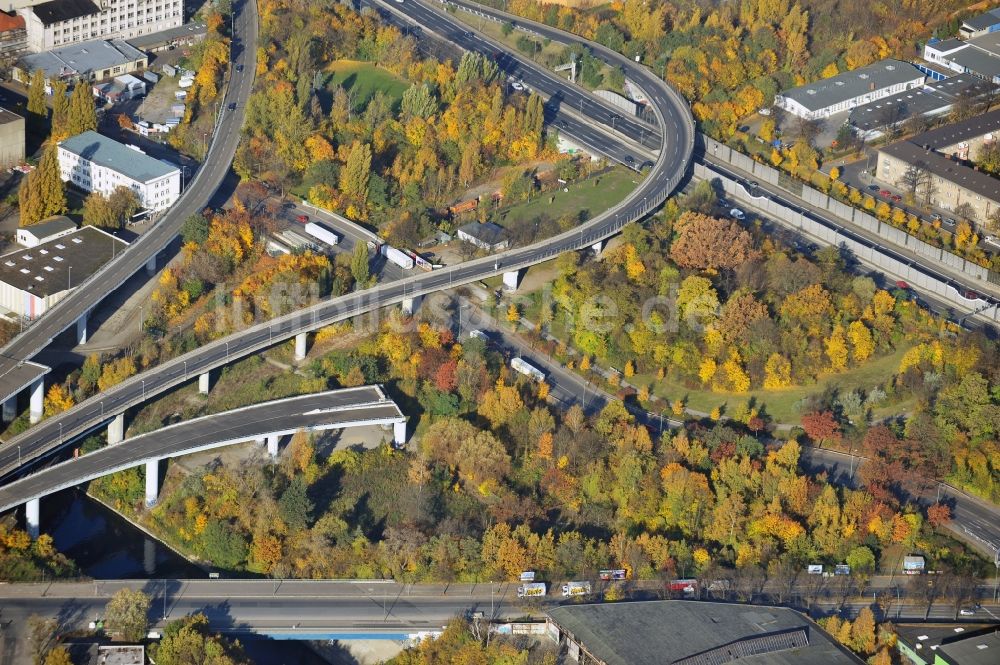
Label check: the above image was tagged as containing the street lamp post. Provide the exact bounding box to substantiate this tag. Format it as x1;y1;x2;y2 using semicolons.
68;266;72;290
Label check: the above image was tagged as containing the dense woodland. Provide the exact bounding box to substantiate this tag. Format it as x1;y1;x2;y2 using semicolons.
233;0;548;245
87;294;987;584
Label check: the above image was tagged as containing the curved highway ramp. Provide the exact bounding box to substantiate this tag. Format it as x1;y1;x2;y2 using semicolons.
0;386;405;520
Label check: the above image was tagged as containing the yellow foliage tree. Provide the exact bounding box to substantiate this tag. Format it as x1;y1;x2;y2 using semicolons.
848;320;875;362
824;324;849;371
43;383;75;416
763;353;792;389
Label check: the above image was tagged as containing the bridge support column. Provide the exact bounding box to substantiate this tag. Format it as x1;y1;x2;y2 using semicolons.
145;459;159;507
28;378;43;424
294;332;308;361
591;239;605;255
502;270;521;292
145;255;157;276
76;313;88;345
393;420;406;446
267;434;280;458
2;395;15;423
198;371;211;395
25;497;39;539
108;413;125;445
401;296;419;315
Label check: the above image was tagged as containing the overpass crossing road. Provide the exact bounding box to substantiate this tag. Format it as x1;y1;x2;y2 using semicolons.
0;387;405;515
0;1;696;484
0;0;259;408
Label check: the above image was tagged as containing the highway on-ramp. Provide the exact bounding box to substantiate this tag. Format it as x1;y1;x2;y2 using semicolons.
0;1;695;488
0;386;404;513
0;0;259;405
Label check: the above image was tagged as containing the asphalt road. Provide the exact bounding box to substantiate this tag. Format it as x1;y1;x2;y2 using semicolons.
0;1;695;487
0;387;403;513
0;0;260;406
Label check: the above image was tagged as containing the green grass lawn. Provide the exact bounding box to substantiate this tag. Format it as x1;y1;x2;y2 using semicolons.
498;168;640;229
324;60;409;111
631;345;912;425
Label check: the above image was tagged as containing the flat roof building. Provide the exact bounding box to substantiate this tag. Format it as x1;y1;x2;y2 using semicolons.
895;623;999;665
960;8;1000;39
58;130;180;212
546;601;863;665
127;21;206;53
775;59;924;120
849;74;991;140
923;31;1000;84
0;107;25;169
0;226;127;318
12;37;147;85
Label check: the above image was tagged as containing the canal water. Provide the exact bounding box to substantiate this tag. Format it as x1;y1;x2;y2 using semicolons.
43;490;335;664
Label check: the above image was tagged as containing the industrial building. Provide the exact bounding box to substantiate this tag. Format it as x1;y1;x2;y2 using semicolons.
959;7;1000;39
0;107;25;169
923;30;1000;84
0;226;127;318
849;74;991;140
57;130;180;211
456;221;510;252
17;0;183;52
12;36;146;84
15;215;76;247
774;59;925;120
546;601;863;665
896;623;999;665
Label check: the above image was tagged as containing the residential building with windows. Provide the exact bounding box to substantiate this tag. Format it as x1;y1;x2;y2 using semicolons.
775;59;925;120
12;36;146;84
57;130;180;211
18;0;183;52
0;11;26;57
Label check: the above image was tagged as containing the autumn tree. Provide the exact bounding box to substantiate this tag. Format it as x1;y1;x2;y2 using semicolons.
50;79;69;138
104;588;151;642
66;82;97;136
150;613;252;665
340;141;372;204
801;411;840;445
670;212;756;270
350;241;370;288
43;383;74;416
27;69;46;118
18;143;67;225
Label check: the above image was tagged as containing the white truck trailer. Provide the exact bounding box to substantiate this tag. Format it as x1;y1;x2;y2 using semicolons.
381;244;415;270
511;357;545;382
561;581;592;597
517;582;547;598
304;221;340;247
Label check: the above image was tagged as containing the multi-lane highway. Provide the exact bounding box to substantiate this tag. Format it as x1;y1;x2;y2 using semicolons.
0;0;695;485
0;387;405;512
0;0;259;407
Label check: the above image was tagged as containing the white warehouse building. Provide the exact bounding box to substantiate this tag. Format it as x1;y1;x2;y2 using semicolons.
57;130;180;211
775;59;925;120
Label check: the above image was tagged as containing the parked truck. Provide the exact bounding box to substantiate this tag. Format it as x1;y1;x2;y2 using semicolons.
599;569;628;581
561;581;592;597
667;579;698;596
304;221;341;247
381;244;415;270
903;556;926;575
510;357;545;382
517;582;547;598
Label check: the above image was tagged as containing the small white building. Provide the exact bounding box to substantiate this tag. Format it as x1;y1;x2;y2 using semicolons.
57;130;180;211
0;226;127;318
774;59;925;120
457;221;510;252
15;215;76;247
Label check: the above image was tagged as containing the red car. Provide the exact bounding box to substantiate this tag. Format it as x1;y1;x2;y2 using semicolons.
296;214;309;223
879;189;891;198
895;280;909;289
890;194;902;202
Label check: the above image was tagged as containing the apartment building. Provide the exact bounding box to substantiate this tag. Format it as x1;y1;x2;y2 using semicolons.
19;0;183;52
58;130;180;211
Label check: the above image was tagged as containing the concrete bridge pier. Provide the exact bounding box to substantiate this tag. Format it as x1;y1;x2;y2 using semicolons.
145;459;159;507
76;312;89;345
108;413;125;444
25;497;39;539
591;239;605;255
2;395;15;423
146;254;157;276
393;420;406;446
198;371;211;395
294;332;308;361
401;296;420;315
502;270;521;292
28;378;43;424
267;434;280;458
